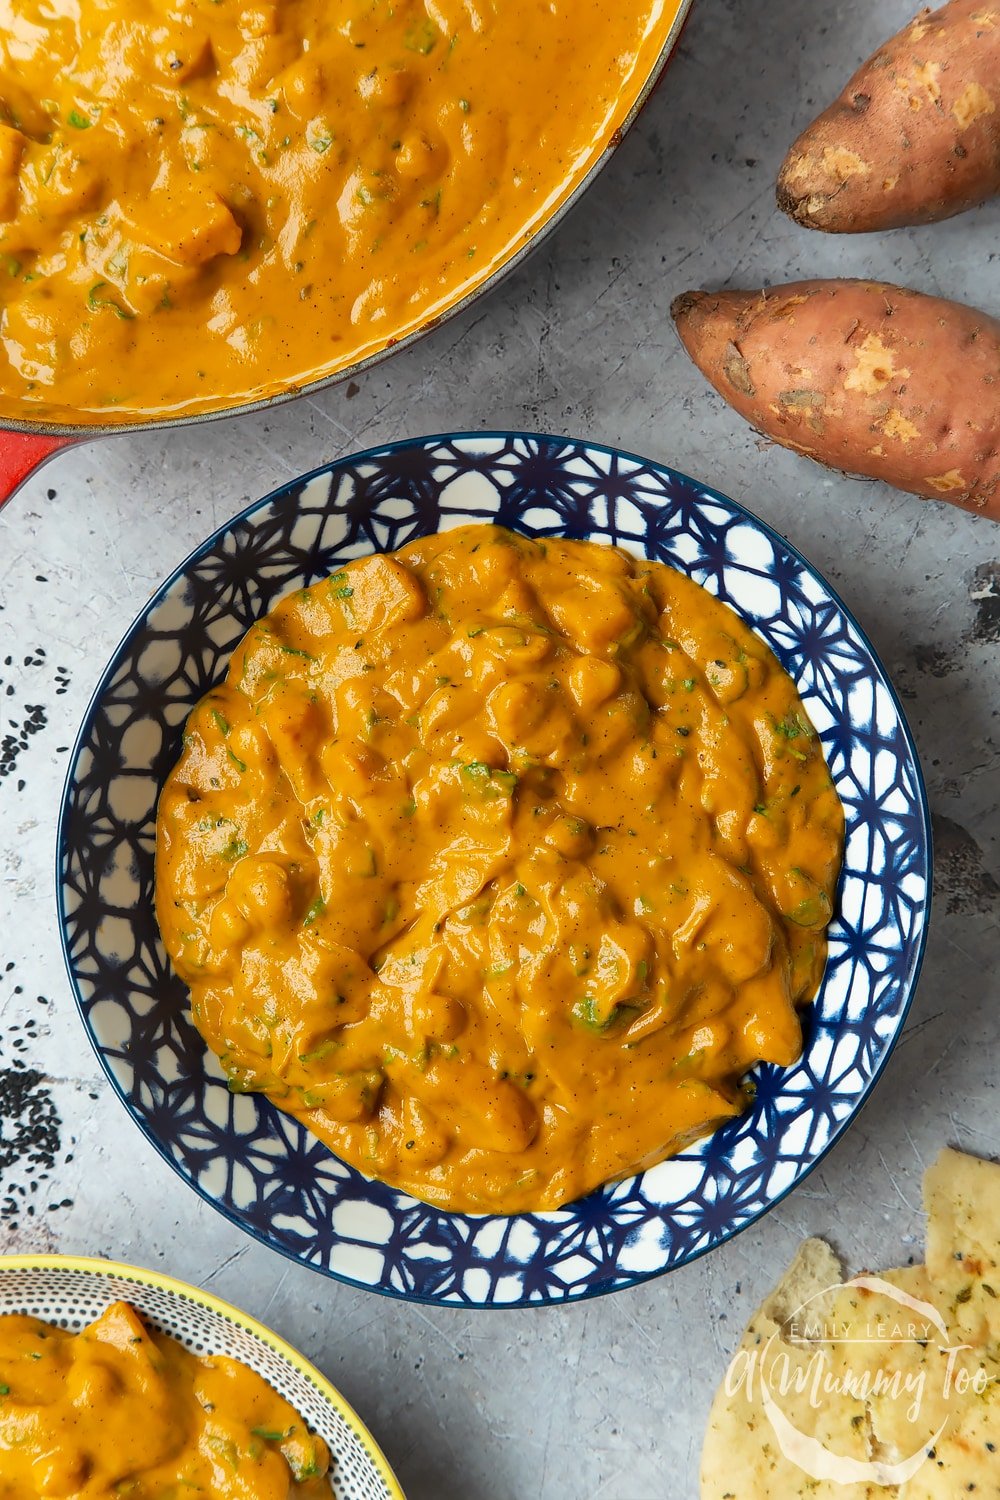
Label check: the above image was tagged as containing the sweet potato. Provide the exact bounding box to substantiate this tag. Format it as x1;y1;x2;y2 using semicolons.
670;279;1000;519
777;0;1000;232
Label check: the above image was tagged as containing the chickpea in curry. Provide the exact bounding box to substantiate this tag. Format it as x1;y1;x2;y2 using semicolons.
0;0;682;423
0;1300;330;1498
156;525;844;1214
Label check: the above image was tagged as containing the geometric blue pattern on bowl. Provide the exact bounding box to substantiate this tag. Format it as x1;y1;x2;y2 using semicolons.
57;433;932;1307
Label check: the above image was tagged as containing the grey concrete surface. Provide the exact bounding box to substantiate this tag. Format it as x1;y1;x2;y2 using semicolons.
1;0;998;1494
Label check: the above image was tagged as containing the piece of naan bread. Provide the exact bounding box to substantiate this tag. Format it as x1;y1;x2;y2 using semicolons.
701;1148;1000;1498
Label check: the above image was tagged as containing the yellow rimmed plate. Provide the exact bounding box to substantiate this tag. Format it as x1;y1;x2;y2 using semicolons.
0;1254;404;1500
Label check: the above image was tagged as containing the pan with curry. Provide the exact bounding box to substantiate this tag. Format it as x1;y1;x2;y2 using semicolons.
0;0;690;428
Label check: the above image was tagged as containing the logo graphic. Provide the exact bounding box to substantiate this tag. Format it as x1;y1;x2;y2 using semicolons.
724;1274;990;1485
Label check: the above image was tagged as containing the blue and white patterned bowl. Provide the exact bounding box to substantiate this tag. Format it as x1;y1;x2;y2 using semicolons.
57;433;931;1307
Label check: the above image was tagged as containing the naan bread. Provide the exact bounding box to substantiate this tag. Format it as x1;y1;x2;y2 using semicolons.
700;1238;880;1500
925;1146;1000;1346
701;1149;1000;1498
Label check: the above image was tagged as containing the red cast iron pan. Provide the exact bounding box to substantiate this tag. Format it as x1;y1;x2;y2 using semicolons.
0;1;694;508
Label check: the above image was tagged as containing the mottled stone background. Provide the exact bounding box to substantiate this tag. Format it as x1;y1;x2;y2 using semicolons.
1;0;998;1494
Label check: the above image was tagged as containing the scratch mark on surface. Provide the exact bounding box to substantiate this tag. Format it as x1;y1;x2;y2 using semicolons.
902;1122;927;1174
301;396;356;445
615;1297;656;1350
923;1032;959;1081
255;1262;291;1320
878;1148;918;1215
200;1243;249;1287
947;1116;1000;1151
409;1303;464;1358
896;1010;944;1050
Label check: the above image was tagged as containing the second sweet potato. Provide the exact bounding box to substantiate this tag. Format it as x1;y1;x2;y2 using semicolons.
671;279;1000;519
778;0;1000;232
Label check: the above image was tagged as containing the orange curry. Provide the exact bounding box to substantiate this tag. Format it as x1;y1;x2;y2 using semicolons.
0;1301;330;1498
156;525;844;1213
0;0;682;424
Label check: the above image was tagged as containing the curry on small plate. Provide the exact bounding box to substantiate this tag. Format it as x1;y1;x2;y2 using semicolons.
58;433;931;1306
0;1255;402;1498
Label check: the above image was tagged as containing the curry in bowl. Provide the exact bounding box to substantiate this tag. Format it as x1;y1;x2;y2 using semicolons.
0;1300;330;1497
0;0;683;425
155;524;844;1214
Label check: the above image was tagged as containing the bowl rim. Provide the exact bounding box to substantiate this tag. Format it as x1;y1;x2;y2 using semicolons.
56;430;933;1306
0;1252;405;1495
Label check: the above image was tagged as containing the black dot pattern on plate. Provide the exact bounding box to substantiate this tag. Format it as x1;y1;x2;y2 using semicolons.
0;1264;399;1499
57;433;931;1306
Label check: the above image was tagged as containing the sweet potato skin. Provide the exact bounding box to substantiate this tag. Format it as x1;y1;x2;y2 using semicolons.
670;280;1000;519
777;0;1000;232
